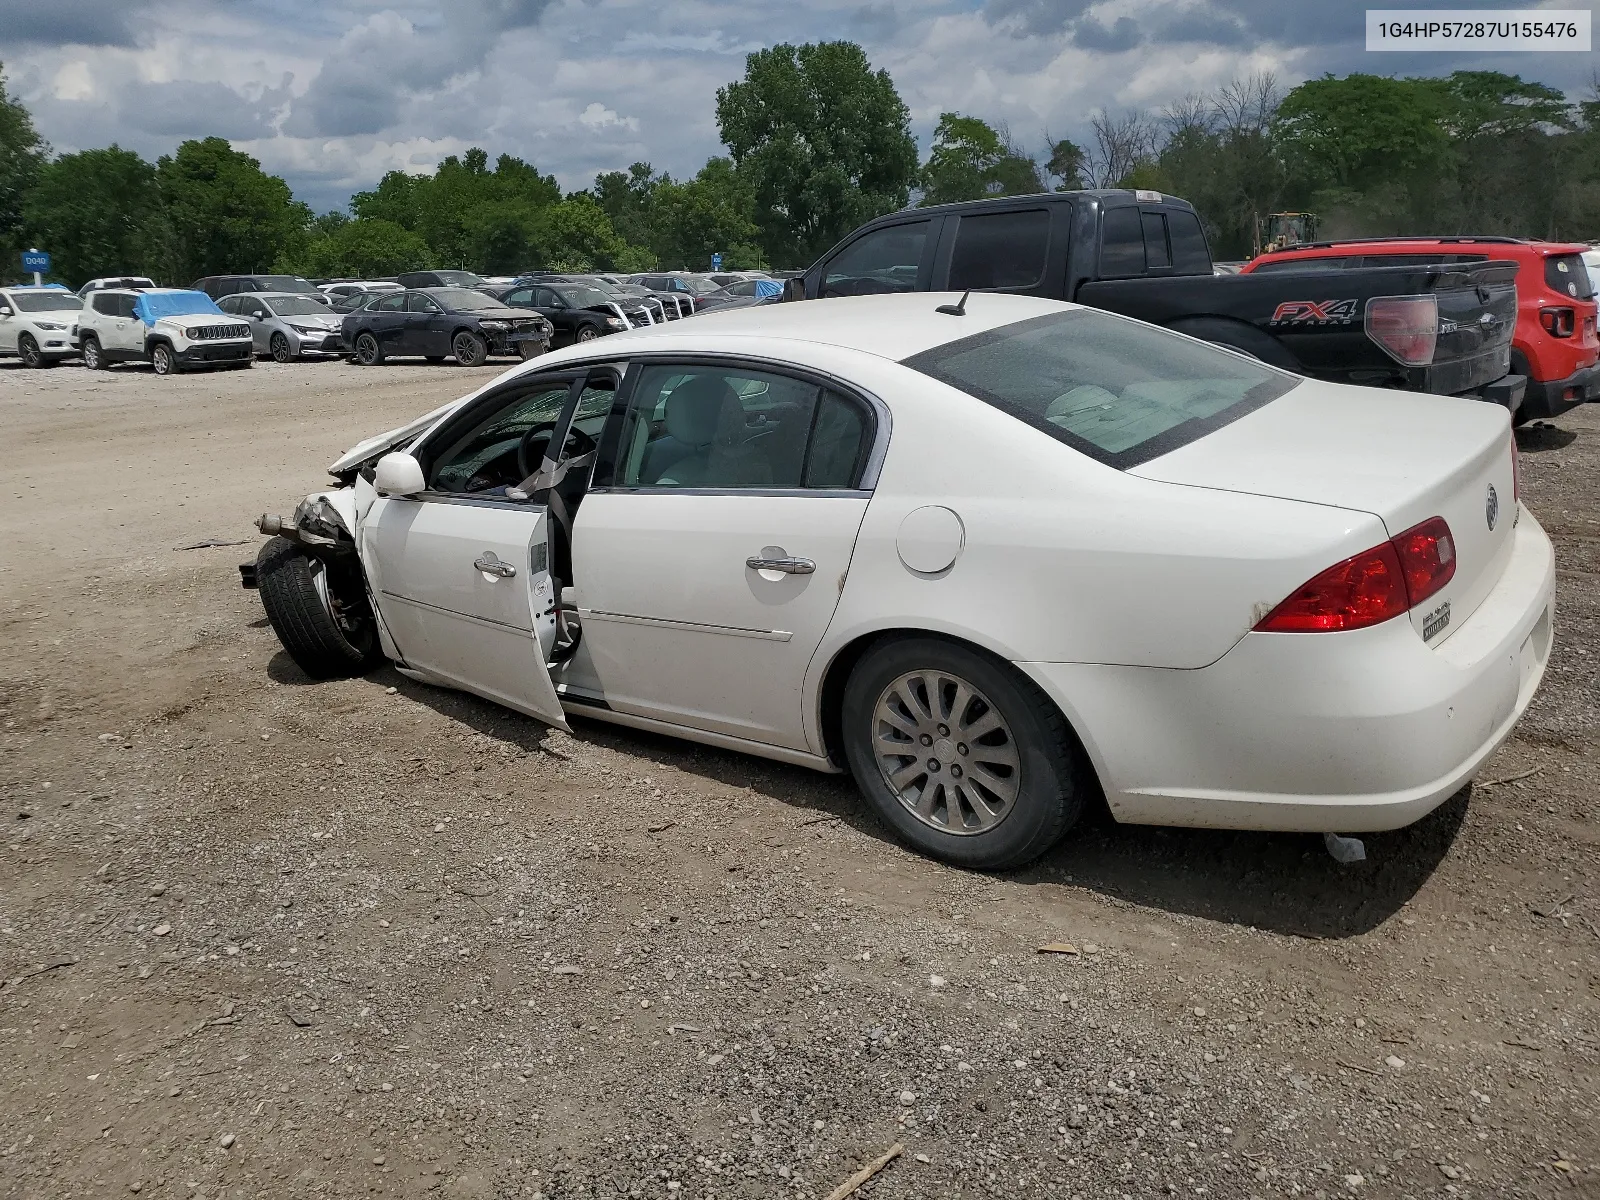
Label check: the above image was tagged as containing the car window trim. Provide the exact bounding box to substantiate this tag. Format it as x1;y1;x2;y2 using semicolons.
586;351;890;493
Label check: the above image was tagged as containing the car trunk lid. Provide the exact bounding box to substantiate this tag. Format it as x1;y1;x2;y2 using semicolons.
1133;381;1518;643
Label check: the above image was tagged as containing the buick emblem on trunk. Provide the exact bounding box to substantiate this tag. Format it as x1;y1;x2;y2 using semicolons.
1486;484;1500;531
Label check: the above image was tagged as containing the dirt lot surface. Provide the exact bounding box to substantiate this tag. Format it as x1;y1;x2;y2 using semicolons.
1;356;1596;1200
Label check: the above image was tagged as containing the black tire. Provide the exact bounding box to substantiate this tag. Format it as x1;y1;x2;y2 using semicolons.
81;335;105;370
575;324;601;343
270;332;294;363
453;330;487;366
18;333;44;368
517;339;544;361
255;536;382;680
151;343;176;376
840;637;1084;870
354;332;383;365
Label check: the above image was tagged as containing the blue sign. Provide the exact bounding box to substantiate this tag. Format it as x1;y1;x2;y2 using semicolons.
21;249;50;274
710;253;723;271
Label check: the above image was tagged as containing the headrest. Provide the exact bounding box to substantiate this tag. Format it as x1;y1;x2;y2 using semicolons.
663;375;738;447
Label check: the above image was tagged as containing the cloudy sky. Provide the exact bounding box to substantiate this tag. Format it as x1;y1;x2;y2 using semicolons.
2;0;1594;214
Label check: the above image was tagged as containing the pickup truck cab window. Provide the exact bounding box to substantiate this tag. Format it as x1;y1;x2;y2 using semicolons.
949;210;1049;291
822;222;931;297
1099;208;1144;278
1141;213;1172;269
1167;210;1211;274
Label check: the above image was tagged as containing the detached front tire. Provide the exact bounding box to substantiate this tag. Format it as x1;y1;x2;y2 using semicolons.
841;637;1084;870
255;536;382;679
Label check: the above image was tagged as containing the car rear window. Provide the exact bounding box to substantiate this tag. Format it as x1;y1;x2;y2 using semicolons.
1545;253;1595;299
901;309;1297;469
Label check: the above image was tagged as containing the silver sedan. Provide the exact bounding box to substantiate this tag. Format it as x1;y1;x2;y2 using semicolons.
218;292;345;361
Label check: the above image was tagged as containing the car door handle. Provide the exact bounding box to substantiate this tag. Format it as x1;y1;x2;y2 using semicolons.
474;552;516;579
746;554;815;575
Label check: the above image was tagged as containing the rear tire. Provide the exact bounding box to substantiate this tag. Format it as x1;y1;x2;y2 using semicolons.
255;536;382;680
518;340;544;361
82;335;105;370
841;637;1084;870
354;332;383;365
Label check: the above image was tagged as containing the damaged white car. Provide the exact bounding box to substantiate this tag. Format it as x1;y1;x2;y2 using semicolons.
246;293;1555;869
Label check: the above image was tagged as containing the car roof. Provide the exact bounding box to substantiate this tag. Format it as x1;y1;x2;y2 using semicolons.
248;291;328;301
536;292;1073;366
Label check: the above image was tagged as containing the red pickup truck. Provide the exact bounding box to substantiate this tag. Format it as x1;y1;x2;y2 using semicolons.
1245;236;1598;422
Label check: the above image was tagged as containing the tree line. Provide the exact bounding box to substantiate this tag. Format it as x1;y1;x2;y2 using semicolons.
3;47;1599;287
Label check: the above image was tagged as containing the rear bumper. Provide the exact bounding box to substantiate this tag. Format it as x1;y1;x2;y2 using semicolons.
1020;511;1556;833
1520;362;1597;420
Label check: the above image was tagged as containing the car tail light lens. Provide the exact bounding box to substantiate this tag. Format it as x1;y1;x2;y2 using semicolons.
1390;516;1455;606
1538;306;1575;337
1364;295;1438;366
1254;543;1409;632
1256;516;1456;633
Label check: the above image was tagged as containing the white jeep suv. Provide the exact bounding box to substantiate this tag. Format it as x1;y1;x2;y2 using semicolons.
76;287;253;375
0;284;83;367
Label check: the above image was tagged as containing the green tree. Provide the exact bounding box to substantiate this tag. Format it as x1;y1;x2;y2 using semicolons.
0;64;48;266
156;137;310;280
22;146;169;285
288;218;432;277
592;162;661;251
1273;74;1453;195
1046;138;1087;190
920;113;1044;204
716;41;919;265
651;157;762;269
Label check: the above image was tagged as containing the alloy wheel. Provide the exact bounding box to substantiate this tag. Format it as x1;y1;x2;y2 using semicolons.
152;345;174;375
356;334;379;365
19;335;42;368
576;326;599;342
871;670;1021;835
83;338;101;370
271;333;293;363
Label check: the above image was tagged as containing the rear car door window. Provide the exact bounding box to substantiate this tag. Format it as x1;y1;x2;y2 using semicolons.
613;365;871;490
949;210;1050;290
1098;208;1144;277
1167;210;1211;274
1141;212;1171;269
407;293;442;313
821;222;930;298
92;294;118;315
375;293;407;313
117;294;139;318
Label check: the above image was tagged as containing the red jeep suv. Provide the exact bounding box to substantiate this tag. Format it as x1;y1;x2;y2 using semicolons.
1244;236;1598;422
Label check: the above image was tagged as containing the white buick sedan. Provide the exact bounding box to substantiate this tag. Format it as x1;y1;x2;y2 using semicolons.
248;293;1555;869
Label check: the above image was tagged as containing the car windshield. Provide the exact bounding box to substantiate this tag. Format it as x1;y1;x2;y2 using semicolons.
555;286;618;310
902;309;1297;469
268;296;331;317
256;275;320;294
677;276;719;294
430;271;485;287
608;283;651;297
430;288;500;311
10;290;82;312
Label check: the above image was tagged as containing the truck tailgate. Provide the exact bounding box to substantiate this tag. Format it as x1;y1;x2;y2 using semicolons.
1423;261;1517;395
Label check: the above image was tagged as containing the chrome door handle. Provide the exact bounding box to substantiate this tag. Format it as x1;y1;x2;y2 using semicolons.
473;552;516;579
746;554;815;575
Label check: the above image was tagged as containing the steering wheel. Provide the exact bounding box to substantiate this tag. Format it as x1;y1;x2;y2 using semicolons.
516;421;598;481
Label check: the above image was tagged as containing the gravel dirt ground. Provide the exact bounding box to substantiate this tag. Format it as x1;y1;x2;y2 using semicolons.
0;357;1596;1200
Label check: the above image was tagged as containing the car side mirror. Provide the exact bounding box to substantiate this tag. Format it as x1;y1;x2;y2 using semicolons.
0;305;10;316
373;452;426;498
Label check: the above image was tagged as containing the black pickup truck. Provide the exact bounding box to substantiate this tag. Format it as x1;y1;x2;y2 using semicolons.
782;190;1525;409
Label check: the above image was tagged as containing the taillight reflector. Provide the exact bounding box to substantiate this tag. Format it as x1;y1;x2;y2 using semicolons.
1364;294;1438;366
1255;543;1409;633
1539;306;1576;337
1256;516;1457;634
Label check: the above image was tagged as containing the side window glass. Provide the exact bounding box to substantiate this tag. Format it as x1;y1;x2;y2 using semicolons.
507;289;534;306
822;222;930;297
615;365;871;490
217;297;237;314
376;293;407;312
1099;208;1145;277
1141;213;1171;269
804;391;870;488
407;294;441;313
118;295;140;318
1167;211;1211;273
950;210;1050;290
429;384;576;494
92;294;116;315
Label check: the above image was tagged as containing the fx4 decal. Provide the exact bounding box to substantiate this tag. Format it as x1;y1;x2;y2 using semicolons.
1269;298;1360;325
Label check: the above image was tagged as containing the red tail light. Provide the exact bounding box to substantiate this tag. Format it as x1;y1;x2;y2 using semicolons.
1364;295;1438;366
1256;516;1457;633
1539;306;1575;337
1255;543;1409;632
1391;516;1455;606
